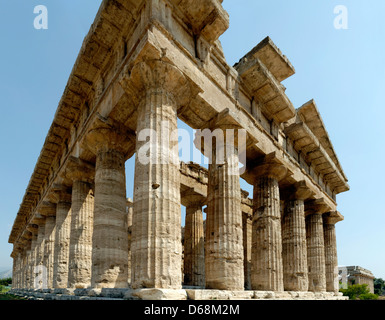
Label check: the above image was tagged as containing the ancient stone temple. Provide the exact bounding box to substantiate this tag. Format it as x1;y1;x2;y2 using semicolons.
9;0;349;300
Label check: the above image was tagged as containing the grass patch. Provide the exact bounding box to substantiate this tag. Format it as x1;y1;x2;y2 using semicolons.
0;293;27;300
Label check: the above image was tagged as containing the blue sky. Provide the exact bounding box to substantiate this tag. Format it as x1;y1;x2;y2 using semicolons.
1;1;384;280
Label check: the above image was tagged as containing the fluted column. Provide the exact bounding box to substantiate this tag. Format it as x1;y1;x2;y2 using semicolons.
19;248;27;289
126;60;191;289
11;250;18;289
86;125;132;289
65;157;95;289
200;124;245;290
25;225;37;290
306;199;329;292
281;181;313;291
127;199;133;287
32;215;46;289
323;211;343;293
27;225;38;289
40;202;57;289
183;193;205;287
242;211;252;290
51;186;72;289
250;153;288;292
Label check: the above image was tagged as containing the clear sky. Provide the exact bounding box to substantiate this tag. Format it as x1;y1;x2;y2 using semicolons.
1;1;384;280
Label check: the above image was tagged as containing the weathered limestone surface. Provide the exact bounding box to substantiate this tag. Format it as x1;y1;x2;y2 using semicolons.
51;187;72;289
282;182;313;292
87;126;131;289
66;158;95;289
306;199;329;293
202;127;244;291
40;202;56;290
32;216;46;289
127;60;187;289
183;195;205;287
8;0;350;300
250;154;287;292
323;211;343;293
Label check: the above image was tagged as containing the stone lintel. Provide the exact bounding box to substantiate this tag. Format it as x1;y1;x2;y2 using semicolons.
323;211;344;225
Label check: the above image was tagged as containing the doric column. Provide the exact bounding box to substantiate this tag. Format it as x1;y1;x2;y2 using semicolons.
65;157;95;289
11;250;18;289
19;247;27;289
13;251;20;289
40;202;57;289
305;199;329;292
249;153;288;292
51;186;72;289
31;214;46;289
86;125;132;289
323;211;343;293
127;198;133;287
281;181;314;292
194;110;246;291
126;60;191;289
241;191;253;290
26;224;38;289
183;192;205;287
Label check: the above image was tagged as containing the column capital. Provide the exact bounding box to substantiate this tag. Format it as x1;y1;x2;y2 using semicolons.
119;59;196;107
31;213;46;226
181;188;206;207
64;156;95;183
282;180;315;201
247;152;292;182
323;211;344;225
305;198;331;216
49;184;72;204
26;223;39;236
86;121;135;157
38;201;57;217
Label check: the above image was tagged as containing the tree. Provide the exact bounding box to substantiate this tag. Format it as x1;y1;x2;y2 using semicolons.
340;284;378;300
374;278;385;296
0;278;12;286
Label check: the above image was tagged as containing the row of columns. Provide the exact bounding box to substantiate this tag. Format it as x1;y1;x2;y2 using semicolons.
11;60;341;294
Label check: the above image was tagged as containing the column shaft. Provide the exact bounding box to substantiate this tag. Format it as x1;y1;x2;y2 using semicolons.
252;176;284;291
306;213;327;292
282;199;308;291
68;181;94;289
91;149;129;288
242;213;252;290
324;222;338;292
205;143;244;290
43;216;56;289
53;197;72;288
35;221;46;289
132;88;182;289
184;204;205;287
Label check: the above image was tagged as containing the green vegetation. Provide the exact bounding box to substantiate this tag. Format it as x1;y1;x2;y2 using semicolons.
374;278;385;296
340;284;378;300
0;278;12;286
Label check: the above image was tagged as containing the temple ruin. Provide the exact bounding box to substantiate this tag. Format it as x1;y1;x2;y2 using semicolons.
8;0;349;300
